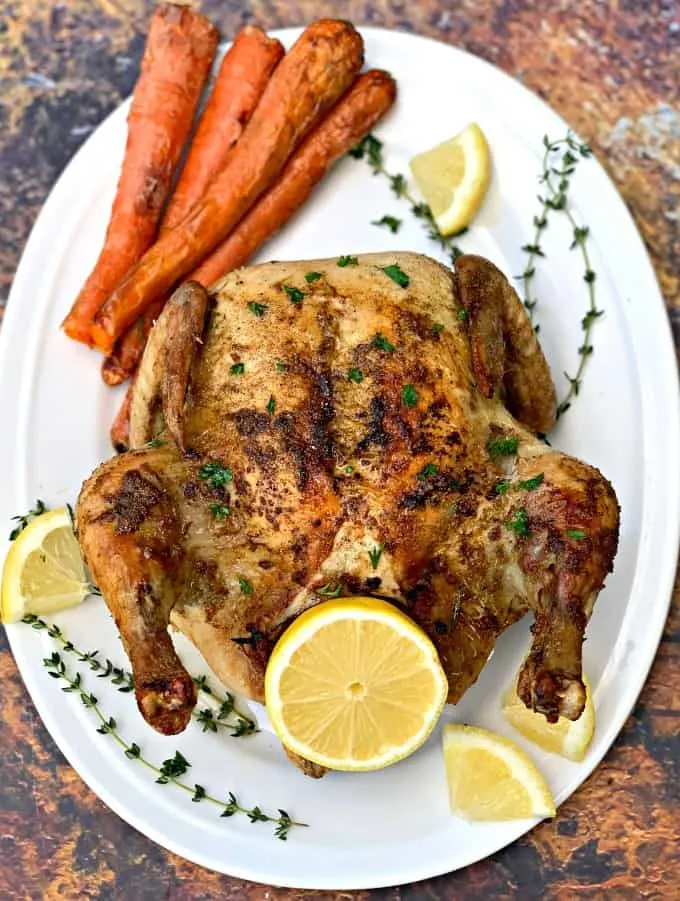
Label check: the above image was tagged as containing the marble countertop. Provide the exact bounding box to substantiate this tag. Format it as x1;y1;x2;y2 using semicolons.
0;1;678;898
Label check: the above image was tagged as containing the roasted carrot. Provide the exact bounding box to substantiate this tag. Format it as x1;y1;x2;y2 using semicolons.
61;3;219;347
101;296;165;386
191;70;397;286
160;26;284;235
110;380;135;452
102;70;396;383
91;19;364;353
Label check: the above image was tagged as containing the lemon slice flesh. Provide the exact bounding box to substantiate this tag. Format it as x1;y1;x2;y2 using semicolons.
1;507;91;623
502;675;595;762
443;724;556;821
265;597;448;771
409;122;491;236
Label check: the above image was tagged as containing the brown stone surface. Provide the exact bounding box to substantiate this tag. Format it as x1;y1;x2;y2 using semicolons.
0;1;678;897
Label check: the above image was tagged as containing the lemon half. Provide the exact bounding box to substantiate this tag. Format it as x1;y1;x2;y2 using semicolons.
443;724;556;821
1;507;91;623
502;674;595;762
410;122;491;236
265;597;448;771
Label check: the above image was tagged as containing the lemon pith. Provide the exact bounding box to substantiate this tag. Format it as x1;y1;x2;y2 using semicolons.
442;724;556;821
265;597;448;771
1;507;91;623
409;122;491;236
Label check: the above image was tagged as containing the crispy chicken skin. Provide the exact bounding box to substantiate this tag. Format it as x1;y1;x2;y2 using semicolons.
77;252;619;763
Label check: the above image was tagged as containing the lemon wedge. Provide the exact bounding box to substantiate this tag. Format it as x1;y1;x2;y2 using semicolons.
409;122;491;235
1;506;92;623
502;674;595;762
443;724;556;821
265;597;448;771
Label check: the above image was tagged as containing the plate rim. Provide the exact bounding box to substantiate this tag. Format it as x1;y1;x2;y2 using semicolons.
1;25;679;889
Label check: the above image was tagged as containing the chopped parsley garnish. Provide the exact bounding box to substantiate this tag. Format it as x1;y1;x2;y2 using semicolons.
417;462;439;481
283;284;304;304
505;508;530;537
372;333;395;353
495;473;544;495
368;545;384;570
348;367;364;383
401;384;418;408
372;215;402;234
238;577;254;595
458;309;468;321
519;473;544;491
247;301;268;318
230;362;245;375
305;271;322;283
566;529;587;540
209;503;231;520
337;255;359;267
266;395;276;415
200;462;233;488
316;582;345;597
382;264;409;288
147;437;164;448
487;437;519;458
275;361;287;372
432;323;445;334
344;464;354;475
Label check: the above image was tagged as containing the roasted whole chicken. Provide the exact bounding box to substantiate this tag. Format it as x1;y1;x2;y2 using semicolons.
77;252;619;773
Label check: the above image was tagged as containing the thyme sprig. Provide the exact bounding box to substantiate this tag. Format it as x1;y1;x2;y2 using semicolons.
22;615;257;736
520;133;601;418
38;647;303;839
350;135;466;265
9;499;46;540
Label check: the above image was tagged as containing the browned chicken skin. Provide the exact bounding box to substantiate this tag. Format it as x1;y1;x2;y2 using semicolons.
77;252;619;761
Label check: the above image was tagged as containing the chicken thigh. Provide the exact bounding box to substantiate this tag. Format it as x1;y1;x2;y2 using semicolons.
77;252;619;762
